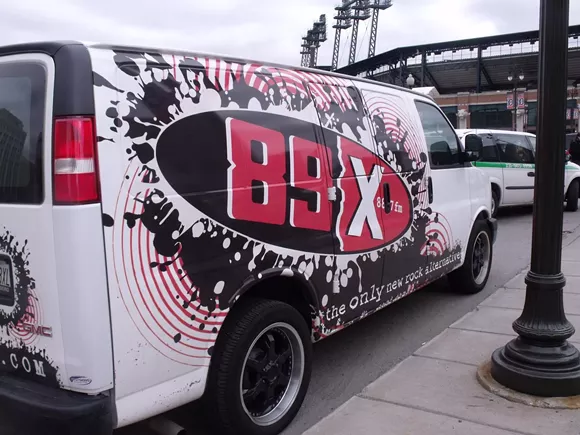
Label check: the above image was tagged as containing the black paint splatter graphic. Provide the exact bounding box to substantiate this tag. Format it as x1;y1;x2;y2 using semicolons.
0;231;34;326
99;50;462;348
102;213;115;227
94;72;124;93
0;338;59;387
0;231;60;386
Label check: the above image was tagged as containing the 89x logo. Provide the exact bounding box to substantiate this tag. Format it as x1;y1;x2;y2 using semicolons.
157;111;413;255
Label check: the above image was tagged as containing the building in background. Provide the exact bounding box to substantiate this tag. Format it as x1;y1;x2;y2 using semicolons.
0;108;27;189
337;25;580;133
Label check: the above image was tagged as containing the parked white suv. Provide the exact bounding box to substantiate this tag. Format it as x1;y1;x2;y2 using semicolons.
457;129;580;216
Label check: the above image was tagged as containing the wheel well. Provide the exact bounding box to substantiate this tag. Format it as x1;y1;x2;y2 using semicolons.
567;177;580;194
491;183;501;200
474;209;496;243
476;210;489;221
235;276;316;330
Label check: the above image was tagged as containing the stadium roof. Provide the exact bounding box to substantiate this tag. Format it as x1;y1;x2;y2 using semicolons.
336;25;580;94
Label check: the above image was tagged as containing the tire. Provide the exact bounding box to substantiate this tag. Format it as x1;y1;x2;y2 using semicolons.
204;298;312;435
491;189;500;218
448;219;493;294
566;180;579;212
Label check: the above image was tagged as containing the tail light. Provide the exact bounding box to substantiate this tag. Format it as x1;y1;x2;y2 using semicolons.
53;117;100;204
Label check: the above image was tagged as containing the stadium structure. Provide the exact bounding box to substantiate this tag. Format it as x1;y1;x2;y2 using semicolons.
336;25;580;133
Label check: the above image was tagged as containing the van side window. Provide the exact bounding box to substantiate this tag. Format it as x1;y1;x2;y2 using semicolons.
476;133;501;162
0;62;46;204
414;101;460;168
495;133;534;164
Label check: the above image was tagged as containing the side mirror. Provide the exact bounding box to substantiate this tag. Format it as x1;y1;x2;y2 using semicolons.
464;135;483;162
459;150;479;163
430;141;454;166
466;152;481;162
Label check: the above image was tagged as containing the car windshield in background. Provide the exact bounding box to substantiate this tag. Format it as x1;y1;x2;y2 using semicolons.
528;135;536;151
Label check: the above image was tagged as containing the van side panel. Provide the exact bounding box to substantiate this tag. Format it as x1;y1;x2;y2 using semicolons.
52;205;114;393
87;45;484;426
89;48;211;424
50;44;115;394
357;83;465;293
406;96;473;267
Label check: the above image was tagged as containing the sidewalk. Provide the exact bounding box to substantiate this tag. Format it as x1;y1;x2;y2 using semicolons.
304;232;580;435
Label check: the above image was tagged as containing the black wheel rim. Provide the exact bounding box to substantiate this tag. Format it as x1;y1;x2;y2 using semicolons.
240;323;304;426
472;231;491;285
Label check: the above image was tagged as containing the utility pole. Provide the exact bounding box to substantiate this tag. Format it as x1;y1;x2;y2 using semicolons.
368;0;393;59
490;0;580;397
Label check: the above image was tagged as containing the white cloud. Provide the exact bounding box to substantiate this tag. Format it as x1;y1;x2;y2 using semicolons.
1;0;579;67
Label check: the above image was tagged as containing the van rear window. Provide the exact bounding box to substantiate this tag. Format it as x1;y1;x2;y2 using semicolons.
0;62;46;204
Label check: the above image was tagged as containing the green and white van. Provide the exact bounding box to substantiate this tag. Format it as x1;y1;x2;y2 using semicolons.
456;129;580;217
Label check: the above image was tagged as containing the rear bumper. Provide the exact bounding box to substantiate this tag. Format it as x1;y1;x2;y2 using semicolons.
0;375;114;435
487;217;498;244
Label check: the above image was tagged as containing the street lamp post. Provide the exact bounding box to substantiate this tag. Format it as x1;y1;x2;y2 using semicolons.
507;71;525;131
490;0;580;397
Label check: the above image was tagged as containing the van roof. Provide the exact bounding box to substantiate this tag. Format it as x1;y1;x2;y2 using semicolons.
0;40;82;57
0;41;434;102
455;128;536;138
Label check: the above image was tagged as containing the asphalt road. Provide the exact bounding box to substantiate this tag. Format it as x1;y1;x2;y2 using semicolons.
117;206;580;435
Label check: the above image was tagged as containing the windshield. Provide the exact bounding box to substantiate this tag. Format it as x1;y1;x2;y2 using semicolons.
527;136;536;153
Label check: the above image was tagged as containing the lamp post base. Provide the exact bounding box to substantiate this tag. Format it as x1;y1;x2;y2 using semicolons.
491;337;580;397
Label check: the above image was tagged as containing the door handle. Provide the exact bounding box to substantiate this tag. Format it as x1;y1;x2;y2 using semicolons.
383;183;391;213
527;172;535;177
428;176;434;204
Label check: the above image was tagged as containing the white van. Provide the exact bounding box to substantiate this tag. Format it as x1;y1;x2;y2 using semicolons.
457;129;580;216
0;42;496;435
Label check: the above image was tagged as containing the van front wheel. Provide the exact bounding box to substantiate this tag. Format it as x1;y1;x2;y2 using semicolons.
566;180;579;212
448;220;492;294
205;298;312;435
491;189;500;218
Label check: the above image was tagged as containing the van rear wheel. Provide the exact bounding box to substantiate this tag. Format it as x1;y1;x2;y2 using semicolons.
448;220;492;294
205;298;312;435
566;180;579;212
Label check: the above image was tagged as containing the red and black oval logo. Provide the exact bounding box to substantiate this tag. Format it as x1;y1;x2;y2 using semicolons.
156;111;413;254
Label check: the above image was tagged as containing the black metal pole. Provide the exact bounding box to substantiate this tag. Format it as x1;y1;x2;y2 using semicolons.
491;0;580;397
477;46;482;94
421;52;426;87
514;82;519;131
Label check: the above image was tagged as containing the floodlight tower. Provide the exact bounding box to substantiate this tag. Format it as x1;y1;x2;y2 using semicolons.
300;30;315;67
349;0;371;65
311;14;328;67
300;15;327;68
368;0;393;59
331;1;354;70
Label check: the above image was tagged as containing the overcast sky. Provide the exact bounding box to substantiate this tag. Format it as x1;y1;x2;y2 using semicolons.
2;0;580;68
